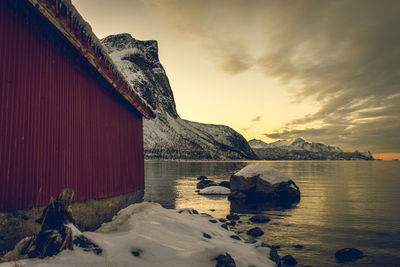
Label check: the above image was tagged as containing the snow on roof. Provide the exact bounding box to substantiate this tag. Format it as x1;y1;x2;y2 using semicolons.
234;165;291;184
26;0;155;119
2;202;275;266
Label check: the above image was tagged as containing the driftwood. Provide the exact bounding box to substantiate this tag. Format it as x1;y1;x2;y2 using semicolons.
22;189;75;258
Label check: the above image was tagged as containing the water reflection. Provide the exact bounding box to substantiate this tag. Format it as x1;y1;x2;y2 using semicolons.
145;160;400;267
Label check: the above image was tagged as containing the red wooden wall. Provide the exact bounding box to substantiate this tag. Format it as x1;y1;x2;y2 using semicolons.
0;1;145;212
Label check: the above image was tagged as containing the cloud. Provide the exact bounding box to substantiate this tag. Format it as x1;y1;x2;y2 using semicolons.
251;115;261;122
93;0;400;153
255;0;400;153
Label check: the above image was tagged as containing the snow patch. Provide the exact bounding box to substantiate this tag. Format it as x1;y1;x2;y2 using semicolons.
234;165;291;184
1;202;274;267
199;186;230;195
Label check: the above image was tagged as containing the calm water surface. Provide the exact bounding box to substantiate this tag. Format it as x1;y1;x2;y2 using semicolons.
144;160;400;267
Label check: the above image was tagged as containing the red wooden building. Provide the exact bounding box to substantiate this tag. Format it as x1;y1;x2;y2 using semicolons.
0;0;155;212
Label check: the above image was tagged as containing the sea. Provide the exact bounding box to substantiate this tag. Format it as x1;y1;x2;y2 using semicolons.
144;160;400;267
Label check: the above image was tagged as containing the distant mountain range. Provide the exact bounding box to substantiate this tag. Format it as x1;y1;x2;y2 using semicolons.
102;34;257;160
249;138;374;160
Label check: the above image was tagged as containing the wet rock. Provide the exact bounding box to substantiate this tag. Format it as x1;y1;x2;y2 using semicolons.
229;165;300;207
229;191;246;199
220;224;228;230
215;253;236;267
293;244;303;249
282;254;297;266
199;186;230;195
249;215;270;223
209;219;218;223
269;247;281;267
261;242;271;248
203;233;212;239
197;176;208;181
335;248;364;262
219;219;227;223
73;235;102;255
197;180;217;189
229;235;241;241
246;227;264;237
219;181;231;189
226;214;240;221
226;221;236;227
210;209;216;212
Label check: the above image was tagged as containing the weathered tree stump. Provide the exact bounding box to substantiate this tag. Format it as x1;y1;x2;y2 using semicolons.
23;189;75;258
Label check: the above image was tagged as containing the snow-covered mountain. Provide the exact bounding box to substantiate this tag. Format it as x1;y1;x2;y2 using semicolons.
248;138;373;160
249;138;343;152
101;34;257;160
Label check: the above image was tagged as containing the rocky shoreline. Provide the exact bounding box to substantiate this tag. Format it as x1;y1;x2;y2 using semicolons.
195;165;365;266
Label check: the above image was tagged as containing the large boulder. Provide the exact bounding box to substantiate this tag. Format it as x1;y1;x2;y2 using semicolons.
229;165;300;207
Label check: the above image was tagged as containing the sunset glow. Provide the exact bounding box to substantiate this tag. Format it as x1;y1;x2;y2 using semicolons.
72;0;400;154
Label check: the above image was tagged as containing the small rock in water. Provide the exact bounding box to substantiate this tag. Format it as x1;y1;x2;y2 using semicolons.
210;209;216;212
226;213;240;221
269;247;281;267
282;254;297;266
199;186;230;195
226;220;236;226
197;176;208;180
215;253;236;267
197;180;217;189
219;218;227;223
335;248;364;262
246;227;264;237
249;215;270;223
293;244;304;249
203;233;212;239
209;219;218;223
219;181;231;189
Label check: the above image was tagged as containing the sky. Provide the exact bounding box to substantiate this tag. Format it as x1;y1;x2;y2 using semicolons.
71;0;400;155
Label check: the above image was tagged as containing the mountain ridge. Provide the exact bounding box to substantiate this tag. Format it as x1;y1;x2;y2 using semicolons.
249;138;374;160
101;33;257;160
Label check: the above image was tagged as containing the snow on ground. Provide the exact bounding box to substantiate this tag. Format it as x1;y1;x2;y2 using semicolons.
0;202;275;267
234;165;291;184
199;186;230;195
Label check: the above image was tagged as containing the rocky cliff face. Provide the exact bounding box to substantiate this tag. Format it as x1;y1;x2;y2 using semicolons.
101;34;257;160
249;138;374;160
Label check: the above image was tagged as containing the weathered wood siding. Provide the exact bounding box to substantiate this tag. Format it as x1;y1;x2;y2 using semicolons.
0;1;145;212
